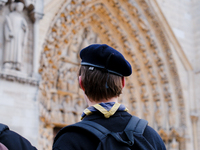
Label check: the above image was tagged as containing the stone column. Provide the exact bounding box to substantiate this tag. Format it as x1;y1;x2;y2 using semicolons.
30;0;44;78
33;13;43;78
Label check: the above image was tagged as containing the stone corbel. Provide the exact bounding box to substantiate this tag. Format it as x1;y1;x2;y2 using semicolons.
29;10;44;23
0;0;7;10
28;0;44;23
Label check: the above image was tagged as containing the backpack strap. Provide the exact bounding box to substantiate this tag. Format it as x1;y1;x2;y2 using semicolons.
54;116;147;147
78;121;137;146
124;116;148;146
53;121;109;144
54;120;137;146
70;121;109;140
0;124;9;135
125;116;148;134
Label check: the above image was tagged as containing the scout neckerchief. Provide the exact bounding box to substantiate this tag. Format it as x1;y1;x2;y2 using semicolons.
81;102;128;120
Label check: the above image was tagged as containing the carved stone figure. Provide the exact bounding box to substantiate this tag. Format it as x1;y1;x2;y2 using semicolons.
168;100;176;128
39;103;51;123
138;18;149;31
143;100;151;122
67;67;79;93
68;36;80;61
80;27;97;50
152;85;160;101
154;100;163;129
50;94;63;123
75;97;85;122
140;85;148;101
136;71;145;85
3;2;28;71
57;70;67;91
163;84;171;101
63;96;76;124
131;101;138;116
169;138;179;150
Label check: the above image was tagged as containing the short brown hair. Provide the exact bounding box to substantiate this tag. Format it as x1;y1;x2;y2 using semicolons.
79;66;123;102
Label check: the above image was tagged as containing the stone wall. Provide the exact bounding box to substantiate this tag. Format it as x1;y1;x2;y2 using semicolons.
0;79;39;147
156;0;197;69
0;0;41;147
156;0;200;149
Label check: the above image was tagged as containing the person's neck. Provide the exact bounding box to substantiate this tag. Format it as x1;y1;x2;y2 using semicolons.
84;95;119;107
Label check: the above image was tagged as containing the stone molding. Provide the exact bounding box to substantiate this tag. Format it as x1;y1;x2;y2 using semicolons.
0;71;39;86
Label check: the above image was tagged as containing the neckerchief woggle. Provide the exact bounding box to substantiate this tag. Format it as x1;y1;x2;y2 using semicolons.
81;102;128;120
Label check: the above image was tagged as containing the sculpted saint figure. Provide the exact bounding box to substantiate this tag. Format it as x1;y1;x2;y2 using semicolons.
3;2;28;71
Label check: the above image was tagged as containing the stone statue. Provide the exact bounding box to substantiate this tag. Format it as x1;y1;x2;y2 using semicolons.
63;96;76;124
143;100;151;122
138;18;149;31
50;94;63;123
80;27;97;49
140;85;148;100
168;100;176;128
67;67;79;93
154;101;163;129
169;138;179;150
57;70;67;91
75;97;85;122
3;2;28;71
131;101;138;116
68;36;80;61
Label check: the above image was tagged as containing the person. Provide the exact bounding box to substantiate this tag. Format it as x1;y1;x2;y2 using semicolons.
53;44;166;150
0;123;37;150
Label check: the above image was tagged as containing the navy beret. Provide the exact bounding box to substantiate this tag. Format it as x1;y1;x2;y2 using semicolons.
80;44;132;76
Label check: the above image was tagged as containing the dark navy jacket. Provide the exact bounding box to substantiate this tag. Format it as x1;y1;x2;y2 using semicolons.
53;111;166;150
0;123;37;150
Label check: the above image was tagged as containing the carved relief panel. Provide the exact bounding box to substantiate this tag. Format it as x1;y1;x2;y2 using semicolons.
38;0;186;149
38;25;102;149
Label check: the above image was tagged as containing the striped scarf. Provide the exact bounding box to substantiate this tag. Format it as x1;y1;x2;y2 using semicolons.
81;102;128;120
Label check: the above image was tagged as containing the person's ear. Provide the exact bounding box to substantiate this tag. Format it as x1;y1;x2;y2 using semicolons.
79;76;85;91
122;77;125;88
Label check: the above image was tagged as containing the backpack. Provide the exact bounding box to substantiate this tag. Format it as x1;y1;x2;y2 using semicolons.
0;124;9;150
0;124;9;136
0;123;37;150
54;116;155;150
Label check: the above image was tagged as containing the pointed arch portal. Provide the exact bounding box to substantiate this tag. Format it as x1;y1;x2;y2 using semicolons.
38;0;186;149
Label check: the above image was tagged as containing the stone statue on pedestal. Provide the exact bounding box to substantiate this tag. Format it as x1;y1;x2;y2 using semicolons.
3;2;28;71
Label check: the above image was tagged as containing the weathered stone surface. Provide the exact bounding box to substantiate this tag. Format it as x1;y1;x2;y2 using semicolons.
0;79;39;147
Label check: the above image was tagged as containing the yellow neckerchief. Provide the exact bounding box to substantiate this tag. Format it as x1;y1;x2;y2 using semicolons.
81;102;128;120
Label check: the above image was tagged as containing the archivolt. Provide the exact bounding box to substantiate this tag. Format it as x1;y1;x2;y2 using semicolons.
38;0;186;149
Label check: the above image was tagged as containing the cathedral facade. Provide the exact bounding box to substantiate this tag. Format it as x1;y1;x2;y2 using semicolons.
0;0;199;150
